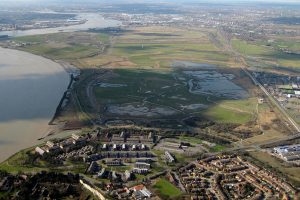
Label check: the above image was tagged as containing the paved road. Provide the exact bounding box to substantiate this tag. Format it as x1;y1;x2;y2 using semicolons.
239;60;300;133
217;29;300;133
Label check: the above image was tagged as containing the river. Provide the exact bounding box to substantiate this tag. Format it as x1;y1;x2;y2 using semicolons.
0;13;121;37
0;13;120;162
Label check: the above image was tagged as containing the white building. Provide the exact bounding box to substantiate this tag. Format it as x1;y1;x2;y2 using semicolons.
35;147;45;156
165;151;175;163
274;144;300;161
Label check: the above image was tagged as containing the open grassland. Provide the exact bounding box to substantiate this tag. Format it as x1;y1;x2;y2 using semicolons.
261;37;300;53
153;178;182;198
13;32;110;65
0;148;43;173
232;38;300;68
81;26;234;69
178;136;204;144
10;27;258;125
204;98;257;124
0;147;86;175
204;104;253;124
89;27;257;123
232;39;273;56
241;101;292;145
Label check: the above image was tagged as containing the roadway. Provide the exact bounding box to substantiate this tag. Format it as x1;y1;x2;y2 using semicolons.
216;30;300;151
240;64;300;133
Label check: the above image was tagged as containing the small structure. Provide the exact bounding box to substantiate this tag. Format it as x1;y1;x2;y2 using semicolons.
132;145;136;151
72;133;86;145
97;168;107;178
87;161;100;174
134;162;151;170
258;97;264;104
111;171;118;180
132;161;151;175
46;141;55;148
148;132;153;139
165;151;175;163
131;184;152;199
123;170;133;182
59;140;75;152
132;168;149;174
72;133;81;141
35;147;45;156
106;159;122;166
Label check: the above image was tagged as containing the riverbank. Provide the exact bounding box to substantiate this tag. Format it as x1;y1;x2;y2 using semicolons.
0;12;122;162
0;47;70;162
0;13;121;37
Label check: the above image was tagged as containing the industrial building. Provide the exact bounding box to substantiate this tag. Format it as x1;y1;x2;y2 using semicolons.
273;144;300;161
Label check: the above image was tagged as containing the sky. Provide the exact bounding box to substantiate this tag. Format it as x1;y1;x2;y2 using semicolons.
1;0;300;2
1;0;300;6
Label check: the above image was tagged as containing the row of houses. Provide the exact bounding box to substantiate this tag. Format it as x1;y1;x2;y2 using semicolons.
104;131;156;144
84;151;155;162
35;134;87;156
102;143;149;151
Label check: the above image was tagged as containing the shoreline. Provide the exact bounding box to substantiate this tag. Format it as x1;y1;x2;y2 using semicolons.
0;13;121;37
0;47;70;163
0;13;121;163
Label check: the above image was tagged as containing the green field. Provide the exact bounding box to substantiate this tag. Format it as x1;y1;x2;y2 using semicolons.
0;148;43;173
210;144;226;152
232;38;300;68
0;147;86;174
265;39;300;52
79;26;234;68
112;43;230;68
232;39;273;56
13;32;110;64
178;136;203;144
153;178;182;198
10;27;258;125
203;98;256;123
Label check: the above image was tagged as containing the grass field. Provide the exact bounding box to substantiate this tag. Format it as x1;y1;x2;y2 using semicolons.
13;32;110;65
11;27;258;125
91;27;257;124
82;26;234;69
232;38;300;68
0;147;86;174
153;178;182;198
210;144;226;152
205;107;251;123
203;97;257;124
178;136;203;144
232;39;273;56
264;39;300;52
0;148;44;173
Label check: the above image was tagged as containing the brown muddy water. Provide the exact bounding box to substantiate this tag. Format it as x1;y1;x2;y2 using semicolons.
0;47;69;162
